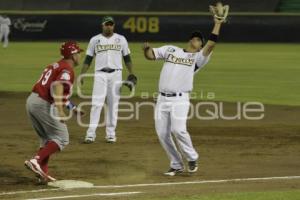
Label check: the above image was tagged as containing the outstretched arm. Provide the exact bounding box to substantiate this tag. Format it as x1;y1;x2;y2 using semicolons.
202;20;222;57
202;2;229;57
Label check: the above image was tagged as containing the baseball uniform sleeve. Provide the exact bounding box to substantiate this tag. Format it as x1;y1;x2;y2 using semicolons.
121;37;131;56
152;46;170;60
56;69;73;85
86;38;96;57
194;50;212;73
55;69;74;101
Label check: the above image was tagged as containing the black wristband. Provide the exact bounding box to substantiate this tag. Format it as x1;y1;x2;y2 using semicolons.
84;55;93;66
209;33;218;42
123;55;132;64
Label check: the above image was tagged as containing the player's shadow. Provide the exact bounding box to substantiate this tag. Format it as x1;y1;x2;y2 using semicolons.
0;165;38;186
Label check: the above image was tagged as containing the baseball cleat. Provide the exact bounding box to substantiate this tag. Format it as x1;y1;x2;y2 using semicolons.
37;175;56;185
84;136;95;144
164;168;184;176
187;161;198;173
47;175;57;182
24;159;48;181
105;137;116;143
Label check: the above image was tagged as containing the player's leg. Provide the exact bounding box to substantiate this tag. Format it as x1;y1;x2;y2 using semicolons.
25;93;58;181
155;97;184;175
105;71;122;142
35;147;51;184
26;109;46;142
37;147;49;174
36;137;49;174
26;110;49;176
170;98;199;172
0;29;4;45
33;100;71;182
27;112;50;173
3;28;9;48
36;134;49;174
85;72;108;142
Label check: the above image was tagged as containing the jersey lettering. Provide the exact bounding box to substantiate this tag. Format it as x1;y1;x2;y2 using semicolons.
166;54;195;66
95;44;122;53
41;69;53;85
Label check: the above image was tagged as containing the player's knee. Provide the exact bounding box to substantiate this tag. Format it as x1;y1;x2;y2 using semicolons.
155;127;170;139
91;103;104;110
51;138;69;151
171;125;187;135
64;137;70;146
60;139;69;150
59;134;70;150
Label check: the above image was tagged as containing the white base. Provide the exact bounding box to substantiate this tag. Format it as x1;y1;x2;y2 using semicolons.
48;180;94;189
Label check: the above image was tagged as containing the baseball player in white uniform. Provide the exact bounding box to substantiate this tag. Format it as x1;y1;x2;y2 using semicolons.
80;16;137;144
143;4;227;176
0;15;11;48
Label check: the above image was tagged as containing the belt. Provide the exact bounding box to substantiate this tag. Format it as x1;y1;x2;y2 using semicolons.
160;92;182;97
99;68;121;73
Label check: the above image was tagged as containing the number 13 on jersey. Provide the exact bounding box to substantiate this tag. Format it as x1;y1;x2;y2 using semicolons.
123;17;159;33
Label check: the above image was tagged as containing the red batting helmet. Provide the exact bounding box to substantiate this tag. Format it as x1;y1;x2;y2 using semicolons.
60;41;83;58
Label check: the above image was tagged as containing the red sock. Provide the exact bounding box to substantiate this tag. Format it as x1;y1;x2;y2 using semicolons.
41;156;49;174
35;141;59;165
36;148;49;173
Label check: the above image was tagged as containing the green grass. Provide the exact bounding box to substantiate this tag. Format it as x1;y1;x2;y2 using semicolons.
146;190;300;200
0;42;300;105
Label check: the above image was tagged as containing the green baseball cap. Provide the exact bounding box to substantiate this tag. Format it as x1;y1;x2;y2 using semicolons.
102;16;115;25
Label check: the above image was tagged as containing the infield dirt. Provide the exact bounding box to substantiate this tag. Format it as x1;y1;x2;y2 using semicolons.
0;92;299;198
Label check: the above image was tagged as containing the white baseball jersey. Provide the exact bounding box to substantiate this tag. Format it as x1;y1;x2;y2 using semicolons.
86;33;130;71
0;17;11;29
153;45;211;93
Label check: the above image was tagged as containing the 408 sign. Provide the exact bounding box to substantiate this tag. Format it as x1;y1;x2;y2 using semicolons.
122;17;160;33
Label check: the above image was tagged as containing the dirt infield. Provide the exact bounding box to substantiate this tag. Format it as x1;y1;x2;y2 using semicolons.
0;92;299;198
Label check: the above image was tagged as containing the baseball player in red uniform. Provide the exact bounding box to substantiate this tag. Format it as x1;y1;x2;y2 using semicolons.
24;41;84;183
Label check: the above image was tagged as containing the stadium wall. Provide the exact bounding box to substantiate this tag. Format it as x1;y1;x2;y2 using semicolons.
1;13;299;42
0;0;280;12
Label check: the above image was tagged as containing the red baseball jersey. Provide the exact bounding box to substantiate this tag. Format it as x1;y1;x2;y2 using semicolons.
32;59;75;104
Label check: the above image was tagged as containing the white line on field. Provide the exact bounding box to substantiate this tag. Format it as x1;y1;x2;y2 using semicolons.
0;189;61;196
1;175;300;196
92;175;300;189
25;191;142;200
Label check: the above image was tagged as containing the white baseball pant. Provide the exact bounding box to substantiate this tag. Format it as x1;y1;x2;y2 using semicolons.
0;25;10;48
86;70;122;140
155;93;199;169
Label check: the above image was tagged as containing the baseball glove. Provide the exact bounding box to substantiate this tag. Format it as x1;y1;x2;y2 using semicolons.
209;2;229;23
123;74;137;91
